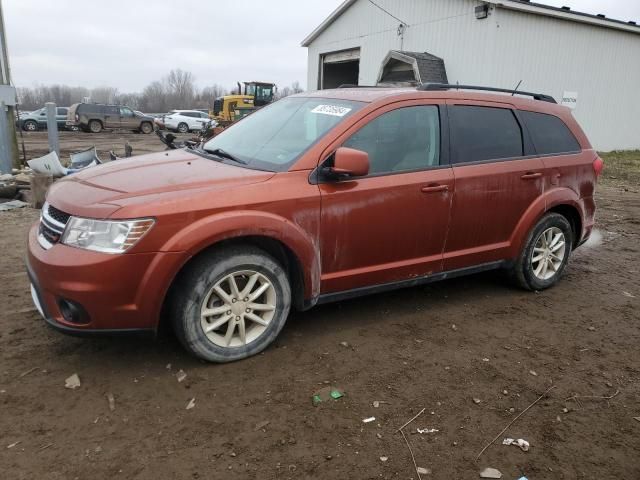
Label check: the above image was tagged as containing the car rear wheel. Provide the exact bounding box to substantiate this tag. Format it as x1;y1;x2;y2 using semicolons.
140;122;153;134
177;122;189;133
23;120;38;131
88;120;102;133
510;212;573;291
170;245;291;363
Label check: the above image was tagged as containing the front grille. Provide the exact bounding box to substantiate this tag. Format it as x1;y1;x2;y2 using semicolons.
47;204;71;225
38;203;70;249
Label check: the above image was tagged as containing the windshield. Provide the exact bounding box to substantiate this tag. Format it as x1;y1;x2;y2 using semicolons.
202;97;364;171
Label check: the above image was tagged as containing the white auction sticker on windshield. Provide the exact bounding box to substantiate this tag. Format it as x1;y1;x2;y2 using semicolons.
311;105;352;117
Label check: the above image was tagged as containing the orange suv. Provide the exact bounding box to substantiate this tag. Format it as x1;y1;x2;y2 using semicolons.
27;84;604;362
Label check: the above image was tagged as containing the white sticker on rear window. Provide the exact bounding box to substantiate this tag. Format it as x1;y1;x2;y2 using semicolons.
311;105;352;117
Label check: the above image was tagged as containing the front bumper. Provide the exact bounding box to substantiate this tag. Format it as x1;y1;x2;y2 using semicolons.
27;223;184;336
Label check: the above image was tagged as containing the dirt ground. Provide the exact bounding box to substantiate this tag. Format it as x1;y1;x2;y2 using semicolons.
1;133;639;479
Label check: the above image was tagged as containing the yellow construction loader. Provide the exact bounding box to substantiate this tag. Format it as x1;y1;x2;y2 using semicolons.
212;81;276;126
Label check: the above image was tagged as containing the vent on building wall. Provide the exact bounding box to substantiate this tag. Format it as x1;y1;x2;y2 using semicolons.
475;4;489;19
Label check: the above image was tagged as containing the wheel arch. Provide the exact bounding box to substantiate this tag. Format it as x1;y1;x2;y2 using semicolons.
547;204;582;248
155;211;320;332
508;187;584;257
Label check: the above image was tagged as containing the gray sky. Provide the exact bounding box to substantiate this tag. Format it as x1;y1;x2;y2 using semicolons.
4;0;639;92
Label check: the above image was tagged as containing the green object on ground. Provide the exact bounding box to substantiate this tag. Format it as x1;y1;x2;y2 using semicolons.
312;386;344;406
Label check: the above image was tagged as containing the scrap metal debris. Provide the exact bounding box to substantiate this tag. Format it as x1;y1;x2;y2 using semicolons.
28;151;68;177
0;200;28;211
176;370;187;383
69;146;100;169
106;393;116;412
64;373;81;390
186;398;196;410
502;437;530;451
417;427;439;434
479;467;503;479
362;417;376;423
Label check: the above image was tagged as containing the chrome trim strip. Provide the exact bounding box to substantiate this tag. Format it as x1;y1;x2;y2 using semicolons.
41;216;64;234
37;232;53;250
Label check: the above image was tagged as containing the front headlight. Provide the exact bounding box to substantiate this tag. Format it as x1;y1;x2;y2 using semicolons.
61;217;155;254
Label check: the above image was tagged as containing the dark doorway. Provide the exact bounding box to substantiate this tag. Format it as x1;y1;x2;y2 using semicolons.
320;48;360;89
321;60;359;89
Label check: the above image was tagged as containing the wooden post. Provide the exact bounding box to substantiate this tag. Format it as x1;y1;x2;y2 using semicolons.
29;174;53;209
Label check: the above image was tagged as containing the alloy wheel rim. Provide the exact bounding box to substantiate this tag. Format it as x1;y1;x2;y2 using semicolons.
25;122;36;131
531;227;566;280
200;270;277;348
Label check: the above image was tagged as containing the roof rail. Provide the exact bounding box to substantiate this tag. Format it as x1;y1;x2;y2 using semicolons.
337;84;389;88
417;83;557;103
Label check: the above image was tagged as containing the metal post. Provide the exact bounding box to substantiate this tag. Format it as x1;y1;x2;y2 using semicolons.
45;102;59;156
0;0;19;169
0;100;11;173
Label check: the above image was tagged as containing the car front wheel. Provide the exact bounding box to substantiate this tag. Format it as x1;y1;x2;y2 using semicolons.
23;120;38;131
177;122;189;133
511;212;573;291
170;245;291;363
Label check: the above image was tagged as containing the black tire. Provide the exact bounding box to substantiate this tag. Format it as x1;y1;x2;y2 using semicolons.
88;120;102;133
23;120;38;132
170;245;291;363
140;122;153;134
510;213;573;291
177;122;189;134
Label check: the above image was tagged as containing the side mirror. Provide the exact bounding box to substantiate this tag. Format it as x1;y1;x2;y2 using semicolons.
330;147;369;178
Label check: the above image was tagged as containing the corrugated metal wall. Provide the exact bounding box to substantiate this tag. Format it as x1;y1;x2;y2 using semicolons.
306;0;640;151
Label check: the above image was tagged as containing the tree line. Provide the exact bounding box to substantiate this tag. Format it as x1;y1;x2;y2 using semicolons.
16;69;304;113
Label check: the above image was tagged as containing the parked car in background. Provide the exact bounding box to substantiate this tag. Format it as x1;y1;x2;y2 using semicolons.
67;103;155;134
28;84;603;363
163;110;213;133
18;107;71;131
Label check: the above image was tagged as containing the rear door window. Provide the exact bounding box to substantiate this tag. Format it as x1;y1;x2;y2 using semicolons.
449;105;523;164
520;110;580;155
342;106;441;175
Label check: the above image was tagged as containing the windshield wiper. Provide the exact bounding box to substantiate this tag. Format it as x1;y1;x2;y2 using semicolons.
203;147;247;165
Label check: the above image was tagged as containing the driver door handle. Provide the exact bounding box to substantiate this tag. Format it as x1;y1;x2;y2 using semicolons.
521;172;542;180
421;184;449;193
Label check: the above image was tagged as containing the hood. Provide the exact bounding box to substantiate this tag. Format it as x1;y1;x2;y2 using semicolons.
46;149;275;218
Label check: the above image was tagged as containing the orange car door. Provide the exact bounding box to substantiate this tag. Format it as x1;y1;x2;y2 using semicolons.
443;101;545;270
317;102;454;294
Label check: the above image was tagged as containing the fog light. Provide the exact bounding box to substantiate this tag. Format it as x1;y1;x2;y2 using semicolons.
58;298;90;324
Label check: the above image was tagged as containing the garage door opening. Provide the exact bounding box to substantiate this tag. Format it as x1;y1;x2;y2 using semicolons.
320;48;360;89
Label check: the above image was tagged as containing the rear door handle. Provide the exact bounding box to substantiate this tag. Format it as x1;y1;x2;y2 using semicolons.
421;184;449;193
521;172;542;180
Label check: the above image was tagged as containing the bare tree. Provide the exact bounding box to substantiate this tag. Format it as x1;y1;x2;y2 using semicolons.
90;86;119;104
165;69;196;108
275;81;304;100
15;73;302;114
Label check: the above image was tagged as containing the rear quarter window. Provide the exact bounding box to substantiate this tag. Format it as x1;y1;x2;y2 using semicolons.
449;105;524;164
520;110;581;155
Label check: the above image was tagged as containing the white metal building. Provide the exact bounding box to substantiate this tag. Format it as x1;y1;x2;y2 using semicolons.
302;0;640;151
